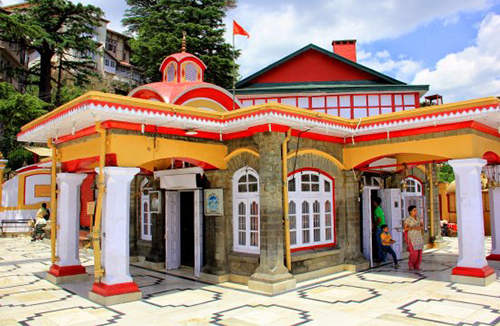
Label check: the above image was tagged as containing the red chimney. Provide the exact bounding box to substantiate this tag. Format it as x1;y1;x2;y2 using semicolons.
332;40;357;62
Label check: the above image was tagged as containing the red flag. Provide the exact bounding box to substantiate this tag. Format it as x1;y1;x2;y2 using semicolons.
233;20;250;38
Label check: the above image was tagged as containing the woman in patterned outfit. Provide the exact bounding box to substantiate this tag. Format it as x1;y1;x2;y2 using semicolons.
404;205;424;270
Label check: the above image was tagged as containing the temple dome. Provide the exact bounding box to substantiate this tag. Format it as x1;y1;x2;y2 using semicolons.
129;42;240;112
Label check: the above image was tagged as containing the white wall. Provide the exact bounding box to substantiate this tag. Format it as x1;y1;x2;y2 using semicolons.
2;176;18;208
25;174;51;205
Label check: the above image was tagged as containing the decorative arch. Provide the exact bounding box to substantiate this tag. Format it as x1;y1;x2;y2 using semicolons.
287;148;345;170
172;84;242;111
401;175;424;195
225;148;260;162
128;87;166;102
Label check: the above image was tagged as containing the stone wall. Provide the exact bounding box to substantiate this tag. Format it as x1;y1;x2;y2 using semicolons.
204;137;261;277
202;131;364;280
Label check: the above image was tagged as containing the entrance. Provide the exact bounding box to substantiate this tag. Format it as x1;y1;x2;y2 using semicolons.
164;188;203;277
157;167;204;278
361;176;405;266
361;176;382;267
180;191;195;267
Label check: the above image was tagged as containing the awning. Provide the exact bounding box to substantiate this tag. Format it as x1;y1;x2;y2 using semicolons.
23;146;51;157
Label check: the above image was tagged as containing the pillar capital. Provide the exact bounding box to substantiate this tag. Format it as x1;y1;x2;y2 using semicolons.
448;158;487;170
95;167;140;178
57;173;86;185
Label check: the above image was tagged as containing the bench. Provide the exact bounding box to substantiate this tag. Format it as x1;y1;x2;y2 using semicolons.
0;219;32;236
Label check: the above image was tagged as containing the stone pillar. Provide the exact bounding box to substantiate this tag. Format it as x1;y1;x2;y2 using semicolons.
89;167;142;305
487;187;500;261
448;159;496;286
343;173;368;270
200;170;229;283
47;173;87;284
248;132;296;294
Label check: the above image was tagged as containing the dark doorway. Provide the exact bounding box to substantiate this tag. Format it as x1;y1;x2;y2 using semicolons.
180;191;195;267
371;188;380;263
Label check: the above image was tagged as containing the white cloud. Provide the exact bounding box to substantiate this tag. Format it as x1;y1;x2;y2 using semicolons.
225;0;493;77
413;13;500;102
358;51;423;83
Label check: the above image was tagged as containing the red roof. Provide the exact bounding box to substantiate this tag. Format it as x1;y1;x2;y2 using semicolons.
129;81;206;103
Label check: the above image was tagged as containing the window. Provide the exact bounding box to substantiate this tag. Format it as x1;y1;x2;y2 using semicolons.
166;63;176;82
401;176;423;197
233;167;260;253
106;38;117;52
141;191;152;240
185;63;197;81
288;170;335;249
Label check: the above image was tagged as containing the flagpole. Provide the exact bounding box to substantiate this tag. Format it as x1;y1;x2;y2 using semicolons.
232;30;236;111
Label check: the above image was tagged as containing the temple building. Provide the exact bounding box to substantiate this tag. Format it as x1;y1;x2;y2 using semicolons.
8;38;500;305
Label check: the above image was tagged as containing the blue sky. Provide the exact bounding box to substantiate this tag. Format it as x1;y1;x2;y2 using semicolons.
3;0;500;102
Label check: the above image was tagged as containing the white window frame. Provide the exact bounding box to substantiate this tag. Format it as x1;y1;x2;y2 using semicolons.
401;176;423;196
141;193;152;241
288;170;335;249
233;167;260;254
140;179;152;241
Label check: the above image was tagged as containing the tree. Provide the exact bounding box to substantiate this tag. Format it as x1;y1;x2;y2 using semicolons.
438;163;455;183
0;82;48;171
123;0;239;89
0;0;103;104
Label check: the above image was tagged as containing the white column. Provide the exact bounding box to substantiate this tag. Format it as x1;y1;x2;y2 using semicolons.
56;173;86;267
448;159;488;268
488;188;500;258
97;167;139;285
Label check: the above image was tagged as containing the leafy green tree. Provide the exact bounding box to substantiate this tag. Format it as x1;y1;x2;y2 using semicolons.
0;0;103;104
0;82;48;170
123;0;239;89
438;163;455;183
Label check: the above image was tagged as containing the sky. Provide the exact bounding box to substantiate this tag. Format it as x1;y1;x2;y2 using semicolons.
3;0;500;102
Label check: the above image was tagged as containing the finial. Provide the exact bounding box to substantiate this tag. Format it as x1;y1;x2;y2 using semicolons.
181;31;187;53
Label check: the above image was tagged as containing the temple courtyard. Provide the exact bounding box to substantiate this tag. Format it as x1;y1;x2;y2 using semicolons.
0;236;499;326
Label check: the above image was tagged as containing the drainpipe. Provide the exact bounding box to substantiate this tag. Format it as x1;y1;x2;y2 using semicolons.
92;121;107;282
283;128;292;270
47;138;59;264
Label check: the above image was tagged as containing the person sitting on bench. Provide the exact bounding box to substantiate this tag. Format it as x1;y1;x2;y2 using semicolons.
31;203;48;242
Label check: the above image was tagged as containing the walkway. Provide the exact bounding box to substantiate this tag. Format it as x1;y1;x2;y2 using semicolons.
0;236;499;325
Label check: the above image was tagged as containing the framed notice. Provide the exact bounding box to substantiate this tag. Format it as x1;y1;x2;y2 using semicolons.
149;191;161;213
34;185;51;198
204;189;223;216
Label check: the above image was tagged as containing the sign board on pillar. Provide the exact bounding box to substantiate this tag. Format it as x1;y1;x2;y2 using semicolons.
149;190;161;213
204;189;223;216
87;201;96;215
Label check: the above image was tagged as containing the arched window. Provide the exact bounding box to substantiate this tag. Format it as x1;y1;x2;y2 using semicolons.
233;167;260;253
166;63;176;82
288;170;335;250
185;63;198;81
140;178;152;241
401;176;423;196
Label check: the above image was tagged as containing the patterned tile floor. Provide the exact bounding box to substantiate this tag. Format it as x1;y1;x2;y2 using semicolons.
0;236;499;326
